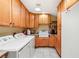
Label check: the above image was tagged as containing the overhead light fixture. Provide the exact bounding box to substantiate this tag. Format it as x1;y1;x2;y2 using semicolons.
35;8;41;11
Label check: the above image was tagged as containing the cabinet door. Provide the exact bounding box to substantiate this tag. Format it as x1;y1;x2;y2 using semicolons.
25;11;30;28
56;35;61;55
65;0;78;9
0;0;11;26
39;14;49;25
34;14;39;28
20;5;26;28
12;0;21;27
29;13;35;28
49;35;56;47
35;37;49;47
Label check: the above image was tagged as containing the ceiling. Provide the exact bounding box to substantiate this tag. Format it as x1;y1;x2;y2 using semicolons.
20;0;61;15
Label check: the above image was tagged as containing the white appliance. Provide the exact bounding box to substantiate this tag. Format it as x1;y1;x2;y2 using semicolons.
0;35;16;46
39;30;49;37
0;34;35;58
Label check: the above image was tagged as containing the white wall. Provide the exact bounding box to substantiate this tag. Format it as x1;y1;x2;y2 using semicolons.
61;2;79;58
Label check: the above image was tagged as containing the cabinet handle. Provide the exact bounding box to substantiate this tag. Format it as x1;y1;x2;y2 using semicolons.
9;22;12;25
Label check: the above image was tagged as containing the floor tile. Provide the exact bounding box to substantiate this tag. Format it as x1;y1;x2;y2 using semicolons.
33;48;60;58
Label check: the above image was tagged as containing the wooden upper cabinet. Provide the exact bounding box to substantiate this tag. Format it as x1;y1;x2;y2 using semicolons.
12;0;21;27
25;11;30;28
0;0;29;28
20;4;26;28
57;0;78;12
29;13;35;28
48;15;51;24
0;0;11;26
64;0;78;9
34;14;39;28
39;14;49;25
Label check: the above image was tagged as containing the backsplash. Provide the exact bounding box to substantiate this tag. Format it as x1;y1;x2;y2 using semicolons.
0;26;24;37
39;25;49;31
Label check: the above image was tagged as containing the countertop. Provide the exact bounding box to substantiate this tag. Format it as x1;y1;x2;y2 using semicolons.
33;34;57;38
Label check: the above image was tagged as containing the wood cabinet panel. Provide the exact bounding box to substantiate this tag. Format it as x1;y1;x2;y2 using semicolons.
12;0;21;27
64;0;78;9
55;35;61;56
35;36;56;47
49;35;56;47
29;13;35;28
39;14;49;25
0;0;30;28
0;0;11;26
60;1;64;12
20;4;26;28
34;14;39;28
35;37;49;47
57;6;61;27
56;2;61;56
25;11;30;28
48;15;51;24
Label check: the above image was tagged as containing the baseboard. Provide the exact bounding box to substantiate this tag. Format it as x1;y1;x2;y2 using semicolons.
35;46;55;48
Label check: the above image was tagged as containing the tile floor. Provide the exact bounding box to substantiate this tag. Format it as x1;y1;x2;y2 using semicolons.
33;48;60;58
